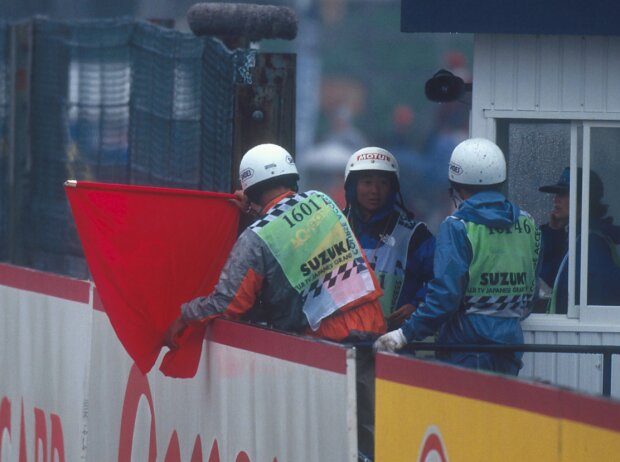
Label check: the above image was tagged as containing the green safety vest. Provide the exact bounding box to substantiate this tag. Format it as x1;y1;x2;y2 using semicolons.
463;212;540;317
362;214;419;318
249;191;376;330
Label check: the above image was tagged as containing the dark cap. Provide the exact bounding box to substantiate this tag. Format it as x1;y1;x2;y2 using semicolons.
539;167;604;200
539;167;570;194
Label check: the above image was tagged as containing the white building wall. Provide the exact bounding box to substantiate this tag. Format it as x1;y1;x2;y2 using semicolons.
522;316;620;400
471;34;620;138
470;34;620;398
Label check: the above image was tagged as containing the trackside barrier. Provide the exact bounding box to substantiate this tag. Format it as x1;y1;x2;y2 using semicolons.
375;352;620;462
4;261;620;461
0;263;358;462
403;343;620;397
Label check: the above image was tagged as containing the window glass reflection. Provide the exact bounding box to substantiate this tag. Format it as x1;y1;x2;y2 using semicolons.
501;121;571;312
587;128;620;306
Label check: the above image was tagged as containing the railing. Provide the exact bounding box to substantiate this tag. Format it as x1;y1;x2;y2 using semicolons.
402;343;620;397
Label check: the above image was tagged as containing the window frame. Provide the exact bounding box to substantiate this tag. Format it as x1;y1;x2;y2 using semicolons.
576;122;620;322
496;118;620;321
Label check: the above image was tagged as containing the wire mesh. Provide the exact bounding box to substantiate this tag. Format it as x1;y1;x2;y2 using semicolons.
200;40;237;192
129;21;204;189
5;17;249;278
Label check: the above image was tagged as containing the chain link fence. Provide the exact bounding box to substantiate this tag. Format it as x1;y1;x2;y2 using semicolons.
1;18;254;279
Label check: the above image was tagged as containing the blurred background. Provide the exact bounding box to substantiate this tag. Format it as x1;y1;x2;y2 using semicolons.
3;0;473;233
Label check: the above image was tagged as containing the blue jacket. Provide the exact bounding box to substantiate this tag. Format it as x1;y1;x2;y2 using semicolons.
347;201;435;310
401;191;541;347
544;216;620;313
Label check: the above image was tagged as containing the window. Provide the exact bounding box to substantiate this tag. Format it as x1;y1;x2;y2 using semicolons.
580;125;620;320
497;120;620;320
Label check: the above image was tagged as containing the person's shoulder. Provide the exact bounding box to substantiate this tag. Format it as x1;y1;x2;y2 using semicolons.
396;210;416;227
236;227;272;259
443;214;466;226
539;222;561;232
302;189;323;197
302;189;333;203
407;220;435;252
238;226;263;243
404;216;434;240
437;215;467;235
517;208;536;221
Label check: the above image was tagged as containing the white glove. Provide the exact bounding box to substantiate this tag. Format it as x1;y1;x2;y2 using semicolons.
373;328;407;353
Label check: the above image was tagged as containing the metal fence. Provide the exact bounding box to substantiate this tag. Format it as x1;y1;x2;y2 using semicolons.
1;17;254;279
403;342;620;397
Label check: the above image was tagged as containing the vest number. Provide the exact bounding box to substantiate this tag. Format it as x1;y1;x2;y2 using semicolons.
488;219;531;235
283;199;321;228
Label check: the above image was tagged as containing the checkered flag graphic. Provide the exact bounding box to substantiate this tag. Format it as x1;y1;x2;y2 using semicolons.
250;193;309;230
465;293;533;312
299;256;369;302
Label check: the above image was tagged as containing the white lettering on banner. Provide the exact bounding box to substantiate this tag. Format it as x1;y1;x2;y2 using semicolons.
0;396;66;462
118;365;267;462
356;153;391;162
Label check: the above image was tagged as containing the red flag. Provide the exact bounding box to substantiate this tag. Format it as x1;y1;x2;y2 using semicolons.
65;181;239;377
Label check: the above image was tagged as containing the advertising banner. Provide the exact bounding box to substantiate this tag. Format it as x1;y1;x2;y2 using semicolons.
87;316;357;462
375;353;620;462
0;264;92;462
0;263;357;461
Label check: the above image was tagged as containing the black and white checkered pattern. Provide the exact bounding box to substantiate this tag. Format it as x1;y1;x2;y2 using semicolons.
250;193;309;230
300;256;369;303
465;293;533;313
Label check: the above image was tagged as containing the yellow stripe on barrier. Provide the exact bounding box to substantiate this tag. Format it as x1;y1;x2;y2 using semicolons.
375;354;620;462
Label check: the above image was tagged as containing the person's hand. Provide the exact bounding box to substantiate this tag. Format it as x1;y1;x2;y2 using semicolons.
387;303;416;329
373;328;407;353
229;190;255;215
163;316;187;350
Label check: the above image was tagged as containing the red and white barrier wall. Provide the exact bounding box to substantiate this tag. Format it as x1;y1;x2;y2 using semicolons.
0;263;358;462
0;265;92;462
5;262;620;462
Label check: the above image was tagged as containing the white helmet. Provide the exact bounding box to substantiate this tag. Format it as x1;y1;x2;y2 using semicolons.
239;143;299;191
448;138;506;185
344;147;399;184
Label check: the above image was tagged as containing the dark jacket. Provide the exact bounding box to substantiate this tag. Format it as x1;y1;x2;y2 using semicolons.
544;216;620;313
